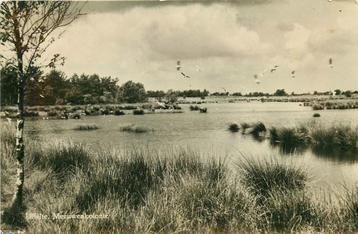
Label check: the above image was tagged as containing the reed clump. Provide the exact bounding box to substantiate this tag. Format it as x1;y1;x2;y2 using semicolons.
238;159;307;199
120;124;153;133
310;125;358;152
74;124;99;131
269;126;310;153
228;123;240;132
268;123;358;157
133;109;144;115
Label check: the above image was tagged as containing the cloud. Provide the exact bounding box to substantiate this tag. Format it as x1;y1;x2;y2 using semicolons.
284;23;310;52
48;4;269;64
143;5;269;59
84;0;273;13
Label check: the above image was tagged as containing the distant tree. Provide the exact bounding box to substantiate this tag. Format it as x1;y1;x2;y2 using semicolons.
0;66;18;105
165;89;178;104
0;1;82;226
211;92;229;96
232;92;242;96
24;67;44;106
65;73;119;104
274;89;288;96
334;89;341;95
147;90;166;98
118;81;147;103
244;92;269;97
343;90;352;98
40;70;68;105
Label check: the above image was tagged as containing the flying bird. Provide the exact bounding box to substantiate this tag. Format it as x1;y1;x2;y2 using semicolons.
176;60;181;71
180;72;190;78
270;65;280;73
291;70;296;78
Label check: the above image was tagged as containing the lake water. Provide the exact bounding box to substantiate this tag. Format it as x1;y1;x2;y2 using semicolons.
23;102;358;192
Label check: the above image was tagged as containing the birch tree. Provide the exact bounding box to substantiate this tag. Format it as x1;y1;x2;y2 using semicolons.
0;1;83;226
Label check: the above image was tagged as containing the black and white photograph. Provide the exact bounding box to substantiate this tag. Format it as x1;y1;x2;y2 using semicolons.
1;0;358;233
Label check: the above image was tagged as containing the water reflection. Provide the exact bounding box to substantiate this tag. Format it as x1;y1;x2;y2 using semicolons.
311;147;358;163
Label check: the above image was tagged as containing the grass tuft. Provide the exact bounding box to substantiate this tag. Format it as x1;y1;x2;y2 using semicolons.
133;109;144;115
74;124;99;131
228;123;240;132
31;142;92;177
310;125;358;152
238;159;307;199
269;126;310;153
120;124;153;133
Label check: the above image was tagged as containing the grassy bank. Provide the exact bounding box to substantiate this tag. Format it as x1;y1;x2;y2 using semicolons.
1;124;357;233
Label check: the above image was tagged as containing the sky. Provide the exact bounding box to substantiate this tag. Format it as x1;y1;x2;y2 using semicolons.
45;0;358;93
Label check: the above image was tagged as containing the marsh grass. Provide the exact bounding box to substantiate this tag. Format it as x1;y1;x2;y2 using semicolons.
250;122;267;137
239;122;267;138
73;124;99;131
75;154;154;211
1;125;358;233
114;109;125;115
269;126;310;154
261;190;321;231
120;124;153;133
268;123;358;157
310;124;358;152
339;187;358;230
240;122;250;134
189;105;200;111
133;109;144;115
0;123;17;208
238;158;307;199
228;123;240;132
30;142;92;177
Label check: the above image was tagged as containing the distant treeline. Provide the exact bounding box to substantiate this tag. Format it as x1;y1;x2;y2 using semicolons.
1;67;357;106
1;67;144;106
147;89;210;98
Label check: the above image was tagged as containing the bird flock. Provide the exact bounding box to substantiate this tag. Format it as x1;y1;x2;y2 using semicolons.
253;58;334;85
176;56;334;88
172;1;354;88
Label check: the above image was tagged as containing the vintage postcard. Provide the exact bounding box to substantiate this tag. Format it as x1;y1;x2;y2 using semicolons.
1;0;357;233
